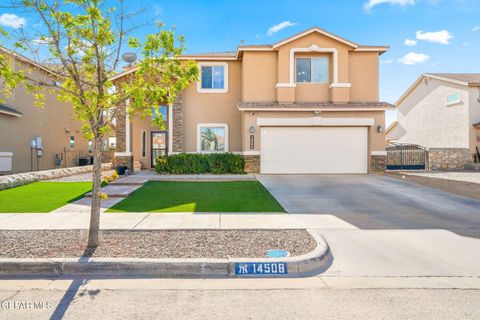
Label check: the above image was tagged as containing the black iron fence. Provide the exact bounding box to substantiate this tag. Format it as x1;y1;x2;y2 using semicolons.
386;143;427;170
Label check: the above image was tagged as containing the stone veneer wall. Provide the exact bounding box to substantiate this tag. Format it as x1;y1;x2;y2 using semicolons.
115;103;127;153
244;155;260;173
427;148;471;171
113;156;133;171
172;92;184;152
370;155;386;173
0;163;113;191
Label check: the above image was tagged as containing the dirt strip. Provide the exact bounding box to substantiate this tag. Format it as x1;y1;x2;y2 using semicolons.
387;172;480;200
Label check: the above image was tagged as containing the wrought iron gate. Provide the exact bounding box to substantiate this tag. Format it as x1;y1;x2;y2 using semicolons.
386;143;427;170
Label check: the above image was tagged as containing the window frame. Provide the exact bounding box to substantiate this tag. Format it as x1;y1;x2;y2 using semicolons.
197;62;229;94
141;131;146;158
446;92;462;106
88;140;93;153
196;123;229;153
69;135;75;150
295;56;329;84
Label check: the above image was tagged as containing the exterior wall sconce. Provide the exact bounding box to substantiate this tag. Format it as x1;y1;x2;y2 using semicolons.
313;110;321;117
249;126;256;134
377;125;384;133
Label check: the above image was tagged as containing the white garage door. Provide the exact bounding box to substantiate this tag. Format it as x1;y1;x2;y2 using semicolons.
260;126;368;174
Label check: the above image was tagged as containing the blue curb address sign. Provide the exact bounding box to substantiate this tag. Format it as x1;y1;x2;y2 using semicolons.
235;262;288;275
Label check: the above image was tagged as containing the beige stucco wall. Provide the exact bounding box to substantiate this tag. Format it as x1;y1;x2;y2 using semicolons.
276;32;351;84
242;110;386;153
0;60;89;173
397;78;471;150
349;51;379;102
182;60;243;153
242;51;277;102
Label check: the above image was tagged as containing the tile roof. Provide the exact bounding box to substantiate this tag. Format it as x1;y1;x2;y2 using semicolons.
426;73;480;86
180;51;236;57
0;104;22;117
237;101;395;110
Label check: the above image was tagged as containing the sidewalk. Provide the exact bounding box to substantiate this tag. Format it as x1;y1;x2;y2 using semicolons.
0;211;357;230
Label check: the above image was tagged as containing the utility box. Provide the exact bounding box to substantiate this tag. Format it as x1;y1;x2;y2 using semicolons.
0;152;13;173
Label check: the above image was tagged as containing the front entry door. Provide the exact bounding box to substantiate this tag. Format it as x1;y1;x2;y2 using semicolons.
151;131;168;168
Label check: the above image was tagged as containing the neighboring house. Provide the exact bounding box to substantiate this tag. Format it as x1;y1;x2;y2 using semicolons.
112;27;393;174
0;48;91;174
390;73;480;170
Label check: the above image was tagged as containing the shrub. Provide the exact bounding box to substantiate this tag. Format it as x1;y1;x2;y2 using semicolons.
155;153;245;174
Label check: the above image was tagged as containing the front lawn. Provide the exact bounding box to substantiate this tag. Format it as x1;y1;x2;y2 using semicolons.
108;181;285;213
0;182;92;213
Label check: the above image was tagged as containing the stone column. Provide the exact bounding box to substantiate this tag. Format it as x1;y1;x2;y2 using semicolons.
172;92;184;153
113;101;134;171
370;154;386;173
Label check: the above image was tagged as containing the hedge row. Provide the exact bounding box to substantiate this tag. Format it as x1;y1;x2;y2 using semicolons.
155;153;245;174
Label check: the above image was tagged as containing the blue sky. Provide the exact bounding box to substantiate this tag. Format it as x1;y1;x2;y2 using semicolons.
1;0;479;125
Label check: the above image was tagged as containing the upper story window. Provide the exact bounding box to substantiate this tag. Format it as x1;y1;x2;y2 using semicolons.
446;92;461;106
151;106;168;119
151;106;168;129
69;136;75;149
296;57;328;84
197;62;228;93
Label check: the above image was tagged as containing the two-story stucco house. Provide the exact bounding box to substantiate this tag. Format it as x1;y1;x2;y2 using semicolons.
112;27;394;174
0;48;92;174
387;73;480;170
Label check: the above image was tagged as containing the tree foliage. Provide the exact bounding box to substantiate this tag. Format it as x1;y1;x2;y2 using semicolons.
0;0;198;246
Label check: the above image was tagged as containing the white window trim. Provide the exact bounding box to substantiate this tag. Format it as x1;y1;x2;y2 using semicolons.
197;62;229;94
446;93;462;106
289;46;338;85
141;131;146;158
197;123;229;153
168;104;173;155
295;56;329;84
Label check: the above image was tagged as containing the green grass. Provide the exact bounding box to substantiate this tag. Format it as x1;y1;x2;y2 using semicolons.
108;181;285;213
0;182;93;213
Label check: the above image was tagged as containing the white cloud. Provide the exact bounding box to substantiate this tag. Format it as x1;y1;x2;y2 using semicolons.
473;26;480;32
416;30;453;44
364;0;415;10
0;13;26;28
398;52;430;65
267;21;297;36
380;58;394;64
32;37;52;44
404;38;417;46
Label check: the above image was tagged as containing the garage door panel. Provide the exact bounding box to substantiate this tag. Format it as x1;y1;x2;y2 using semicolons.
261;127;368;174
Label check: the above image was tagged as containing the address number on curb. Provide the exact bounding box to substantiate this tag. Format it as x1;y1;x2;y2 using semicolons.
235;262;288;275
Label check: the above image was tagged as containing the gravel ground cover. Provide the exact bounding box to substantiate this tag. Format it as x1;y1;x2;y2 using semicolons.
388;172;480;200
0;230;316;259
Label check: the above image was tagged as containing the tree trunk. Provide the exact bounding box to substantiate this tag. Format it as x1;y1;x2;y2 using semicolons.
87;136;103;247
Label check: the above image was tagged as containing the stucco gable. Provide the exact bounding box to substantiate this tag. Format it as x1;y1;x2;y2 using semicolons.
272;27;358;49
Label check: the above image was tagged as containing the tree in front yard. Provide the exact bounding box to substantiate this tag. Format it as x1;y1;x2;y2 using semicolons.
0;0;198;247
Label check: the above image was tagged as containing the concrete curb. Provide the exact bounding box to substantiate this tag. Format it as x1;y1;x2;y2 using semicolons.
0;230;329;278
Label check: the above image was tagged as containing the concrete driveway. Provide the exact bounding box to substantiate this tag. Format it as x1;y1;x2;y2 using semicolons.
258;174;480;238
